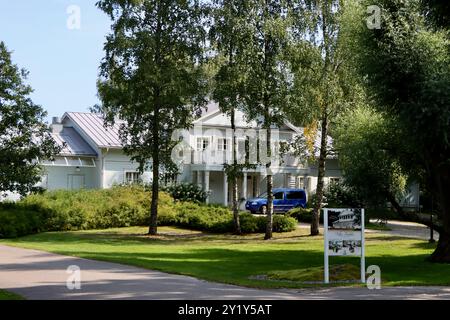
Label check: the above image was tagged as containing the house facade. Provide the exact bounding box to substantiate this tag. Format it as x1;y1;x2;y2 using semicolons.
35;103;419;210
39;104;342;207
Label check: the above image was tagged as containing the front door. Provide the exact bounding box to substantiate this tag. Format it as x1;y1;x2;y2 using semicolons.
68;174;85;190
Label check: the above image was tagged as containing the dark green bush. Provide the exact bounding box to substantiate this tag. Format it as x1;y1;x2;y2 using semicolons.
323;182;364;208
272;215;297;232
0;203;45;238
287;207;314;223
239;213;263;233
238;213;296;233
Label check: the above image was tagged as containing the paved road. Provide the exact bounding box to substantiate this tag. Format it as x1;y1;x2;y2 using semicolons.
1;245;450;300
375;220;440;240
298;220;439;241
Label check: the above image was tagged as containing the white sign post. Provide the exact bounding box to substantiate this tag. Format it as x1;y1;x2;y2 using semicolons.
323;208;365;284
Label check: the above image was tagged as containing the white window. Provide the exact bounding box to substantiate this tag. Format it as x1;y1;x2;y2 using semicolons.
217;138;228;151
125;171;141;184
296;176;305;189
196;137;210;151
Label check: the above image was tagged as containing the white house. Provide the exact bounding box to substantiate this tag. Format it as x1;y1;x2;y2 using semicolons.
39;103;342;207
34;102;419;209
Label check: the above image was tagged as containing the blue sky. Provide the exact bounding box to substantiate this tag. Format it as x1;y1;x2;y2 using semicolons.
0;0;110;122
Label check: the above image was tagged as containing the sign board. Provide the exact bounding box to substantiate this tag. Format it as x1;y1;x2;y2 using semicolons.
323;208;365;284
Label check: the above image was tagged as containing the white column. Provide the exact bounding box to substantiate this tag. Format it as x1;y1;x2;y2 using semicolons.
223;172;228;206
242;172;247;200
257;174;262;195
204;171;210;204
196;171;203;189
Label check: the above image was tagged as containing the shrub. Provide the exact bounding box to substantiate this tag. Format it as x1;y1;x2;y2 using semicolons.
287;207;314;223
272;215;297;232
0;203;45;238
239;213;265;233
161;183;209;203
239;213;296;233
323;182;364;208
0;186;297;238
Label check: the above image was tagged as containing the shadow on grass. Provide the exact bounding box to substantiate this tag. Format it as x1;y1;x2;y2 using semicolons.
3;241;450;287
3;228;450;288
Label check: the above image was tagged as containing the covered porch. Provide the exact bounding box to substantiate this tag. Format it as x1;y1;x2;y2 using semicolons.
191;165;311;207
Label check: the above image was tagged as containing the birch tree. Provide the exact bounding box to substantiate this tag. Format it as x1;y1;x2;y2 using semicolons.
209;0;256;234
239;0;292;240
286;0;357;235
96;0;207;235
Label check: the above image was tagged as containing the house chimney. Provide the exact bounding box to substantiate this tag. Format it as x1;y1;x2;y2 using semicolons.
51;117;63;133
52;117;61;124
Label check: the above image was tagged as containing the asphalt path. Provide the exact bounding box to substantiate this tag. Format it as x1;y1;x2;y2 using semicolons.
1;245;449;300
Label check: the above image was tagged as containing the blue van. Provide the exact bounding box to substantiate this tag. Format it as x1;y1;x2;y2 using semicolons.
245;188;307;214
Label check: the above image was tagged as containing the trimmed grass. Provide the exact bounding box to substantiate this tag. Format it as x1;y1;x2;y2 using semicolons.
1;226;449;289
0;289;23;300
266;264;362;283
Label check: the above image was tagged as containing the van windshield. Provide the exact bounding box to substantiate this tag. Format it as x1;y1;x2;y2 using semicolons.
258;192;268;198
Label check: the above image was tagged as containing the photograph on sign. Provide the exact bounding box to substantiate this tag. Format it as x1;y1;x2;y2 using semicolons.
328;239;362;256
327;208;362;230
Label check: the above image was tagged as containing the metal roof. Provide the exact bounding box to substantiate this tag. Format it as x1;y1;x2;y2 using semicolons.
52;127;97;156
64;112;124;148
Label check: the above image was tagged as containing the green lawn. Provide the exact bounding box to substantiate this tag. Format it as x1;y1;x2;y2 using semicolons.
0;289;23;300
1;226;448;288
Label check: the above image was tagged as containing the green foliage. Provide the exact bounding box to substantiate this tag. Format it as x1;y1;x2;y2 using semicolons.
323;182;364;208
95;0;208;172
164;202;233;233
0;203;46;238
95;0;209;233
287;207;315;223
239;212;265;233
333;106;408;208
238;213;297;233
0;186;295;238
365;207;401;221
272;214;297;233
0;42;60;196
161;183;209;203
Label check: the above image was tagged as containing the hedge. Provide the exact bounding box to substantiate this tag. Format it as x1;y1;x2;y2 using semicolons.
0;186;296;238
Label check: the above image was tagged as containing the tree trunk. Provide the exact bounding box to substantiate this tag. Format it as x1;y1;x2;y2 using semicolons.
386;191;444;234
149;105;160;236
149;6;162;236
311;114;328;236
232;176;241;234
262;3;273;240
428;168;450;262
231;108;241;234
265;121;273;240
149;159;159;235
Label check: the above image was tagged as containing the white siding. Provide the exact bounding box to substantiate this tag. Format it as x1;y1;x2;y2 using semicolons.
102;149;152;187
44;166;98;190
